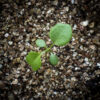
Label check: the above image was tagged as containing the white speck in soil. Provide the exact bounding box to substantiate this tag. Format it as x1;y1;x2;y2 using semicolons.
72;37;75;41
53;47;57;52
73;24;77;30
71;77;77;81
27;2;31;5
12;79;18;85
80;20;89;26
53;91;57;95
52;0;58;6
26;42;30;46
4;33;9;37
71;0;75;4
8;41;13;45
47;10;52;14
20;9;24;15
75;67;80;71
73;52;77;57
84;57;89;62
80;45;84;50
21;51;27;56
97;63;100;68
64;7;69;12
60;12;64;14
80;38;84;42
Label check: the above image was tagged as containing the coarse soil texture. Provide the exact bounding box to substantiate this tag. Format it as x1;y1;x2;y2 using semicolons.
0;0;100;100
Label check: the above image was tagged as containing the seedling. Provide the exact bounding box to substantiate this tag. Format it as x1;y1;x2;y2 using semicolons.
26;23;72;71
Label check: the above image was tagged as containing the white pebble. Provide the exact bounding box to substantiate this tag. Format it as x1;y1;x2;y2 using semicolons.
71;77;77;81
60;12;64;14
75;67;80;71
65;7;69;12
80;46;83;50
86;61;90;65
53;91;57;95
72;37;75;41
27;2;31;5
21;51;27;56
16;71;20;74
23;29;26;32
5;33;9;37
53;47;57;52
84;57;88;62
20;9;24;15
26;42;30;46
52;1;58;6
80;20;89;26
80;38;84;42
71;0;75;4
73;24;77;30
47;10;51;14
8;41;13;45
12;79;18;85
73;52;77;57
97;63;100;68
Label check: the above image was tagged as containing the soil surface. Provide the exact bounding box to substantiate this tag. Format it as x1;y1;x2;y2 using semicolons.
0;0;100;100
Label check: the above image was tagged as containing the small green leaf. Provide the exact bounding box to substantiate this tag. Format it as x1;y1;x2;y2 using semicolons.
36;39;46;48
49;23;72;46
26;51;41;71
49;53;59;65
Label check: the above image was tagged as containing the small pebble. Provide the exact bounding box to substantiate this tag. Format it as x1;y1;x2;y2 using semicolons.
20;9;24;15
27;2;31;5
8;41;13;45
53;91;57;95
12;79;18;85
52;0;58;6
71;0;75;4
65;7;69;12
73;24;77;30
75;67;80;71
97;63;100;68
89;45;96;50
47;10;52;14
73;52;77;57
71;77;77;81
90;30;94;33
53;47;57;52
86;61;90;65
80;45;83;50
80;20;89;26
4;33;9;37
84;57;88;62
80;38;84;42
21;51;27;56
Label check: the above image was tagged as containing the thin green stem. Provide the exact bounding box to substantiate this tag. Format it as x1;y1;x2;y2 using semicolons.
44;45;48;49
40;43;54;56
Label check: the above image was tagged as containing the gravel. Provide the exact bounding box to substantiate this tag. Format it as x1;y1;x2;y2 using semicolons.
0;0;100;100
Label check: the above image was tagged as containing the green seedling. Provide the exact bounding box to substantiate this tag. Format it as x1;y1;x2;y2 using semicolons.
26;23;72;71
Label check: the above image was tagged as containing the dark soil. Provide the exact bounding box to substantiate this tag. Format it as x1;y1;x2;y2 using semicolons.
0;0;100;100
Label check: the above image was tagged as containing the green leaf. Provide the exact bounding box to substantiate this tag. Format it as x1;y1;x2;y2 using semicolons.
49;53;59;65
26;51;41;71
49;23;72;46
36;39;46;48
